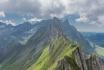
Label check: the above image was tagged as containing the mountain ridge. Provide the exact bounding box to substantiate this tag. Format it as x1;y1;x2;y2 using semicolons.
0;17;102;70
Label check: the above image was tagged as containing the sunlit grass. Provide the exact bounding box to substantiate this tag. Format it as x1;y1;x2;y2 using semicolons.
28;36;78;70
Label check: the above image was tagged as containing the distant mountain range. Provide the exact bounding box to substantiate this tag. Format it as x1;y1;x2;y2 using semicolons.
0;17;103;70
82;32;104;64
82;32;104;47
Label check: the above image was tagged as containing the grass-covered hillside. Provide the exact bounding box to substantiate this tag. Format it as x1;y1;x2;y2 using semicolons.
28;36;79;70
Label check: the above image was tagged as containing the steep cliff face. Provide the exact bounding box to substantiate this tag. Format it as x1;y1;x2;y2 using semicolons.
55;47;102;70
56;56;80;70
86;55;101;70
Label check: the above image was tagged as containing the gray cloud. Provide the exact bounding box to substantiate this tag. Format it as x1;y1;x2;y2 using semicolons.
0;0;66;18
0;0;104;27
0;0;42;17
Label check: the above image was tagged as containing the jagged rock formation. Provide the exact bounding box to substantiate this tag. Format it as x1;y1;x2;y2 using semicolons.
55;47;102;70
86;55;101;70
74;48;88;70
56;56;80;70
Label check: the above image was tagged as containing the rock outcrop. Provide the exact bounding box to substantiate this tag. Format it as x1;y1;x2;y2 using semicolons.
86;55;101;70
56;47;102;70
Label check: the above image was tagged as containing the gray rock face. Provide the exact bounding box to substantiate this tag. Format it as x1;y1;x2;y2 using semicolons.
101;64;104;70
74;48;88;70
86;55;101;70
56;47;102;70
56;56;80;70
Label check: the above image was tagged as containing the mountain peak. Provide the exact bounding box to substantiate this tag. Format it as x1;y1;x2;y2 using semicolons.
53;17;60;21
50;17;62;24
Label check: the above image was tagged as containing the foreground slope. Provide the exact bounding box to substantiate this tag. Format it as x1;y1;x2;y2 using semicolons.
27;36;78;70
28;35;102;70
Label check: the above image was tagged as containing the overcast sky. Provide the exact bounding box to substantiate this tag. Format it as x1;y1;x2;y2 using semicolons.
0;0;104;32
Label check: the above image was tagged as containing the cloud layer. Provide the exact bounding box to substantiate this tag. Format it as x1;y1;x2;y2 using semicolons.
0;0;103;18
0;11;5;17
0;0;104;31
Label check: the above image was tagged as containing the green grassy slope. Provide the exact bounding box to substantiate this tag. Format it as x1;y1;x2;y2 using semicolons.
27;36;78;70
95;45;104;58
0;35;79;70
